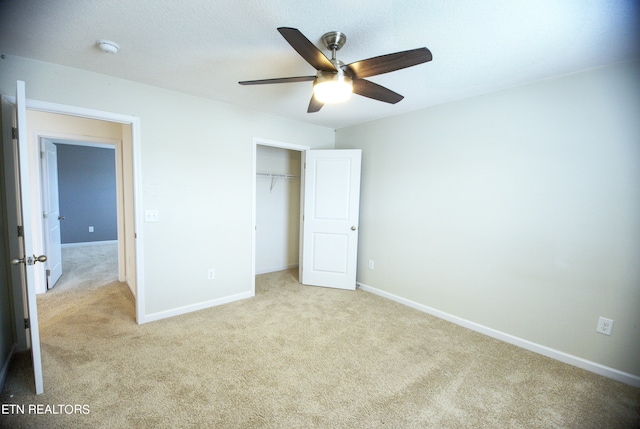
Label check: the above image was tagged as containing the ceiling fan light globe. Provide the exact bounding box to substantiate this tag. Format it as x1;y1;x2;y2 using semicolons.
313;80;353;104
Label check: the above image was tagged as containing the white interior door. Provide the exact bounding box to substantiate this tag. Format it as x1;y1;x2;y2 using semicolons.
7;81;45;394
41;139;63;288
300;149;361;290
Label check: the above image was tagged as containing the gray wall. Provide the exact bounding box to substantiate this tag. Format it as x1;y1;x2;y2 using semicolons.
56;144;117;244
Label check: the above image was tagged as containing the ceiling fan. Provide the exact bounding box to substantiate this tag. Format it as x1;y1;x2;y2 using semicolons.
239;27;432;113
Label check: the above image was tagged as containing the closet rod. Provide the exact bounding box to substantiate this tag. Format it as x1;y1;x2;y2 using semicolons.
257;172;300;193
256;172;300;179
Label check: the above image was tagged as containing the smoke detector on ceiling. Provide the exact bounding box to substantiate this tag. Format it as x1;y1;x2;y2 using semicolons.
97;40;120;54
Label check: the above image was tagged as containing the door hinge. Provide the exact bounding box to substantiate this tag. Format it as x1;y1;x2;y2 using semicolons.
43;212;48;219
24;318;30;329
12;127;18;139
17;225;24;237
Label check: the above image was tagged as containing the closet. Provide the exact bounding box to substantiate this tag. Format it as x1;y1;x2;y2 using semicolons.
255;145;301;274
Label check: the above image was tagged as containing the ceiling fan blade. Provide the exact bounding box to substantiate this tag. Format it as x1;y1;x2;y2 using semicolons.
346;47;432;79
352;79;404;104
277;27;337;72
239;76;316;85
307;95;324;113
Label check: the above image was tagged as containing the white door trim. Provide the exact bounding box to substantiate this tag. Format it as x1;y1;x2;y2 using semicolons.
3;95;146;324
251;137;310;295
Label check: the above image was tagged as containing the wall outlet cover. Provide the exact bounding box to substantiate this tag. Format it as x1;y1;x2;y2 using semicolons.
596;317;614;335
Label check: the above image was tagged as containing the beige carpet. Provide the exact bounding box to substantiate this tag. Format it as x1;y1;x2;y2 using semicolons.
1;247;639;428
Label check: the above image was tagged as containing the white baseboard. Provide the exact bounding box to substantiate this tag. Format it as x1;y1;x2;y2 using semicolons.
256;264;298;275
0;343;16;391
139;291;254;324
357;282;640;388
62;240;118;248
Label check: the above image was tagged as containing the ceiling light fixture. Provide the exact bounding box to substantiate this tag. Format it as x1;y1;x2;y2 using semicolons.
97;40;120;54
313;70;353;104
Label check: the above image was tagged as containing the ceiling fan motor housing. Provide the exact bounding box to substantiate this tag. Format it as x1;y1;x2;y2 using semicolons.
315;66;352;86
321;31;347;52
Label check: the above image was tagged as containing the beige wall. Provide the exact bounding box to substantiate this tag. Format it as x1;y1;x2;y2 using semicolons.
1;55;334;318
336;60;640;377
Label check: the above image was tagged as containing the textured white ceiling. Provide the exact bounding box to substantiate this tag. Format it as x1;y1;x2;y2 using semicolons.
1;0;638;129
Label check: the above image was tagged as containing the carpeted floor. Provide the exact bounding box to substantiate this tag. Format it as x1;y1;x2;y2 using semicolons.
1;244;639;428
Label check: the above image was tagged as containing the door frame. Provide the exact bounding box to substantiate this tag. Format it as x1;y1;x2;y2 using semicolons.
1;95;146;326
251;137;310;295
37;134;124;293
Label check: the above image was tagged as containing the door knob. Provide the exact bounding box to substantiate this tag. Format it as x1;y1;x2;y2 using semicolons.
351;226;357;231
11;255;46;266
58;215;65;221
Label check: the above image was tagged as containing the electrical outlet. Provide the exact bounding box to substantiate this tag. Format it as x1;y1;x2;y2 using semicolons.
88;226;94;232
596;317;613;336
368;259;375;270
208;268;215;280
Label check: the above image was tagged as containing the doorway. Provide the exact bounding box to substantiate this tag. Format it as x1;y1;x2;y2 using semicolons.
251;138;310;295
15;101;144;325
28;110;131;297
41;138;119;291
251;139;363;293
255;145;302;274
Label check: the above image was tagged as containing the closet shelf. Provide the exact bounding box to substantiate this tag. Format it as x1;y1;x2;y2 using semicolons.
257;172;300;192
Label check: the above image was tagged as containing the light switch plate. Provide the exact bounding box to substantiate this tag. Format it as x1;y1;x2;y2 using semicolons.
145;210;160;222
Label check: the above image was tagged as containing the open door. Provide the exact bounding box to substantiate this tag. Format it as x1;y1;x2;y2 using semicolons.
41;139;63;288
300;149;361;290
4;81;45;394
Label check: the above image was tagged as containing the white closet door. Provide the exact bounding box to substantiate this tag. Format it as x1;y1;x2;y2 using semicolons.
301;149;361;290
